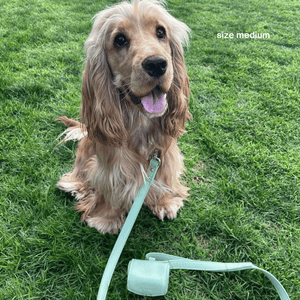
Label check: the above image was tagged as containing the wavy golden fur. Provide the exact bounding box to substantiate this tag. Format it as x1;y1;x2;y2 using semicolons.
57;0;191;234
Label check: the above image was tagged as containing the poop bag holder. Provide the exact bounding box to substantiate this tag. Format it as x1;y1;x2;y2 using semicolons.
128;258;170;296
127;253;290;299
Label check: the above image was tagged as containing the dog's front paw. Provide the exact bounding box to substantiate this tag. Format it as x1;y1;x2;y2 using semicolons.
85;213;125;234
158;197;184;220
149;194;184;220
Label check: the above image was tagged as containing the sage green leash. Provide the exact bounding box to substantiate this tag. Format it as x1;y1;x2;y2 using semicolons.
97;156;161;299
97;156;290;299
127;253;290;299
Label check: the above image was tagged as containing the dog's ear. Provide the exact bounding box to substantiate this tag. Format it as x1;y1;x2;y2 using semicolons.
81;10;127;147
161;20;192;138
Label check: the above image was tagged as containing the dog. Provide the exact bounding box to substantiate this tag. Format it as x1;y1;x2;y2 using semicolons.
57;0;191;234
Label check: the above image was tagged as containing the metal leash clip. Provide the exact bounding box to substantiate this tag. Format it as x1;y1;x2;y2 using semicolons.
149;150;161;172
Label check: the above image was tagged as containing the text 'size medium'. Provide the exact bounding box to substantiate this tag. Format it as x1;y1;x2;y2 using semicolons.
217;31;270;39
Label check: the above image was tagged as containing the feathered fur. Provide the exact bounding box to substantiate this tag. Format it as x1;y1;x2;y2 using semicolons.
57;0;191;234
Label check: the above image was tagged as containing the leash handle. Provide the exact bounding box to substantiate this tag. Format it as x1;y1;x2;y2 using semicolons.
143;253;290;300
97;157;161;300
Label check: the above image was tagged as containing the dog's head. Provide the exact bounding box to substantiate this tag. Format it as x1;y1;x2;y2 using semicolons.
82;0;191;146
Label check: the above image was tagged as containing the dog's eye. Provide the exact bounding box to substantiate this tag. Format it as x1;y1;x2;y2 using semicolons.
156;27;166;40
114;34;128;48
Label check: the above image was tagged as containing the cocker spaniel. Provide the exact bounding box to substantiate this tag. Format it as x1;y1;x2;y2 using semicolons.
57;0;191;234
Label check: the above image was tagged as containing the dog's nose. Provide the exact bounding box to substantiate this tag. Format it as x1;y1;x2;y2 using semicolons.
142;55;167;77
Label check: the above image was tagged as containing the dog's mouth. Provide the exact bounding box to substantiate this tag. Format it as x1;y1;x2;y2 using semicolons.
141;89;166;114
128;87;168;117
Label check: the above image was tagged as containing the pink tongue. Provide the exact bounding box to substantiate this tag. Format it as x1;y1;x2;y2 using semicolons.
141;93;165;113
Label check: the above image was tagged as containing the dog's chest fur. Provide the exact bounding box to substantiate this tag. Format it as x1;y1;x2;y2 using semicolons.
122;102;164;158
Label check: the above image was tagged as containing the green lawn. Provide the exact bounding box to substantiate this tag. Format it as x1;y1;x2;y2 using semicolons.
1;0;299;299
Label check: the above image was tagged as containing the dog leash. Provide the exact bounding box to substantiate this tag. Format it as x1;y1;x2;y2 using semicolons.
97;156;161;299
127;253;290;299
97;156;290;299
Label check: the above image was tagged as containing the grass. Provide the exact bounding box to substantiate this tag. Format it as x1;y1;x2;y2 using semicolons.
1;0;299;299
